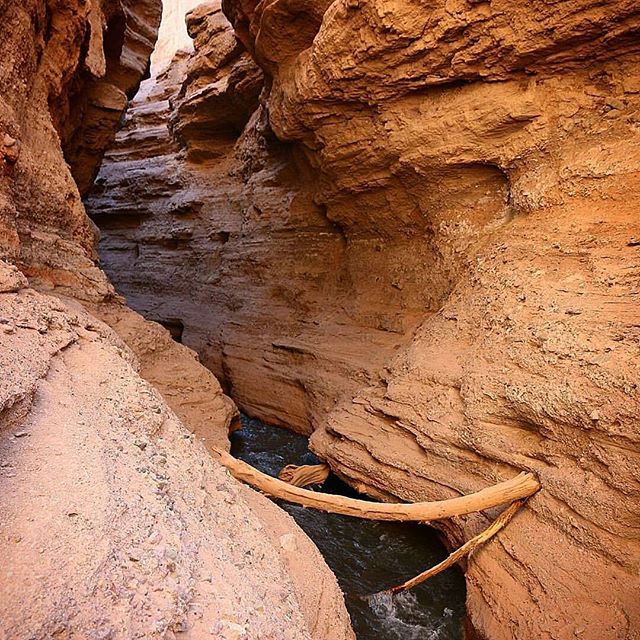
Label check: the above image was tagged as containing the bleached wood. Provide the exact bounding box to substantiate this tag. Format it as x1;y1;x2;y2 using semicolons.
212;448;540;522
278;463;330;487
386;499;526;593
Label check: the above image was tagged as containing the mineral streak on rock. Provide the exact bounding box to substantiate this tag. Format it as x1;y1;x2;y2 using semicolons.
87;0;640;638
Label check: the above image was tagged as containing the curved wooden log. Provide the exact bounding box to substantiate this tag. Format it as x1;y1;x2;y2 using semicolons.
385;498;526;593
278;463;330;487
211;447;540;522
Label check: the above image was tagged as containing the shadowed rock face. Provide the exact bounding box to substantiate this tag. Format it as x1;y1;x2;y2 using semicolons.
0;0;161;299
87;1;640;637
57;0;163;195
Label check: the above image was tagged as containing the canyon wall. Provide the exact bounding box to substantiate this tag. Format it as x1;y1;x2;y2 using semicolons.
1;0;161;299
0;262;352;639
150;0;204;76
87;1;640;639
0;2;353;638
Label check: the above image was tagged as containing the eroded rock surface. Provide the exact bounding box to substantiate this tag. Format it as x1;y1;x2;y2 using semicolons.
87;1;640;638
0;0;161;298
0;261;353;640
0;2;354;638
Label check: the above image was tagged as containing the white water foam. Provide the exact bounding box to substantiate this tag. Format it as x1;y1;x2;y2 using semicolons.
366;591;455;640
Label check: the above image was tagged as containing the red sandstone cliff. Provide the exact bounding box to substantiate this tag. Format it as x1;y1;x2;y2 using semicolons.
87;1;640;639
1;0;162;298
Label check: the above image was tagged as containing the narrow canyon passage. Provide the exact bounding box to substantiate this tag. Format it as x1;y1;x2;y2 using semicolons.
230;415;466;639
84;0;640;639
86;4;469;636
1;0;639;639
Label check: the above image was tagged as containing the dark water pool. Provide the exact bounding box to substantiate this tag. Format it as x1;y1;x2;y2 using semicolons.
230;414;466;640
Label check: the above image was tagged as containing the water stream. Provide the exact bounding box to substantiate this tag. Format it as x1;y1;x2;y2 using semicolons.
230;414;466;640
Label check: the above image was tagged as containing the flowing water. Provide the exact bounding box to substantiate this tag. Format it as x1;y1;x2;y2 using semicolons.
230;414;466;640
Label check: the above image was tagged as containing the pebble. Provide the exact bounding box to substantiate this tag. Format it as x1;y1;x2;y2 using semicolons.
212;620;247;640
165;547;178;561
279;533;297;552
129;547;144;562
605;98;625;110
147;530;162;545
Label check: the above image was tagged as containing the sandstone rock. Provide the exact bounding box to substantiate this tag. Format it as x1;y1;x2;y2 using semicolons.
0;134;20;168
171;2;264;160
0;262;28;294
150;0;204;76
0;271;353;639
87;1;640;638
0;1;354;637
0;0;162;299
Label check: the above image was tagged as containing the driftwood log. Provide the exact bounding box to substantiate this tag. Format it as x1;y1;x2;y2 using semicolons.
212;447;540;522
384;498;527;593
278;463;330;487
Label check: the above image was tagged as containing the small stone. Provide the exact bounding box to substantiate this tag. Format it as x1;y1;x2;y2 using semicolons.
13;431;29;438
147;530;162;545
279;533;297;552
605;98;625;110
1;134;20;163
128;547;143;562
165;547;178;561
95;627;114;640
217;620;246;640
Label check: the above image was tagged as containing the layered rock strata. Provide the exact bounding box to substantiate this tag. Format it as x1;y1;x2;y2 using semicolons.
150;0;204;76
0;0;161;298
88;1;640;639
0;2;354;638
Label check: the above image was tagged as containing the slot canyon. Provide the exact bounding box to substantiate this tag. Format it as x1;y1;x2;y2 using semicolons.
1;0;639;638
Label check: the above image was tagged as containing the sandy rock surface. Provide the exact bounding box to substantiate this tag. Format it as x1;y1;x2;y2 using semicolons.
0;3;355;638
86;1;640;638
0;261;353;639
